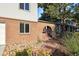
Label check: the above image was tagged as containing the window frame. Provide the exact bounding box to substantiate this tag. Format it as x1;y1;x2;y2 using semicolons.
25;23;29;33
20;23;25;33
19;3;30;11
19;22;30;34
19;3;24;10
25;3;29;10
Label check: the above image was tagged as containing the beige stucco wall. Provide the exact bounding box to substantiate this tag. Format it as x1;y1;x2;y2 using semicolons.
0;17;55;56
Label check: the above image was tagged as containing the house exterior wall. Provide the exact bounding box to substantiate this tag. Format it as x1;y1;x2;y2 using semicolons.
0;17;55;56
0;3;38;22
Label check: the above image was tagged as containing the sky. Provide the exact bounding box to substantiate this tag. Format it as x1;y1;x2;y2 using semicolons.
38;7;43;18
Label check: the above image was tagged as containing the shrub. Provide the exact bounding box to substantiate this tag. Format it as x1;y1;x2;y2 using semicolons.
36;49;51;56
16;49;29;56
15;47;51;56
26;47;32;56
63;32;79;56
15;47;32;56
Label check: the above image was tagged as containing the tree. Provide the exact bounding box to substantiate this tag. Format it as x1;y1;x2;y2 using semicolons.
73;4;79;23
74;13;79;23
38;3;70;22
38;3;79;37
38;3;79;23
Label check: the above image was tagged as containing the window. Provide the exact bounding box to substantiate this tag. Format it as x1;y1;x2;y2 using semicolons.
25;24;29;33
19;3;29;10
20;23;29;33
20;3;24;10
25;3;29;10
20;23;24;33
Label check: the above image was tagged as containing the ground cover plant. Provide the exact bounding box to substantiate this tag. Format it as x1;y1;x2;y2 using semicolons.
63;32;79;56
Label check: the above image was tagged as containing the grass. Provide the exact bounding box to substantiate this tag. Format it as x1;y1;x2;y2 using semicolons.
63;32;79;56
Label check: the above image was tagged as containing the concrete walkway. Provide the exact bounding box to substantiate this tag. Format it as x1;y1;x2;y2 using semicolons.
0;45;5;56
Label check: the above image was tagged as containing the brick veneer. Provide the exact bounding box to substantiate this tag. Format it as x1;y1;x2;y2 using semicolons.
0;17;55;56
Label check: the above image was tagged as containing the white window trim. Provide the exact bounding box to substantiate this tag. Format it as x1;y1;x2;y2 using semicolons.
24;3;29;10
19;23;30;34
19;3;31;12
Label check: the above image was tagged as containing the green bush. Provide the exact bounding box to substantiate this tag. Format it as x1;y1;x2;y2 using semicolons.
15;47;51;56
16;49;29;56
63;32;79;56
26;47;32;56
15;47;32;56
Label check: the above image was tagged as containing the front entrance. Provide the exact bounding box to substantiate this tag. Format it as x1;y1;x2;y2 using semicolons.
0;23;6;55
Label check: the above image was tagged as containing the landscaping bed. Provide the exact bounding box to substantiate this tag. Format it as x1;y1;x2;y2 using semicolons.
5;32;79;56
15;39;69;56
